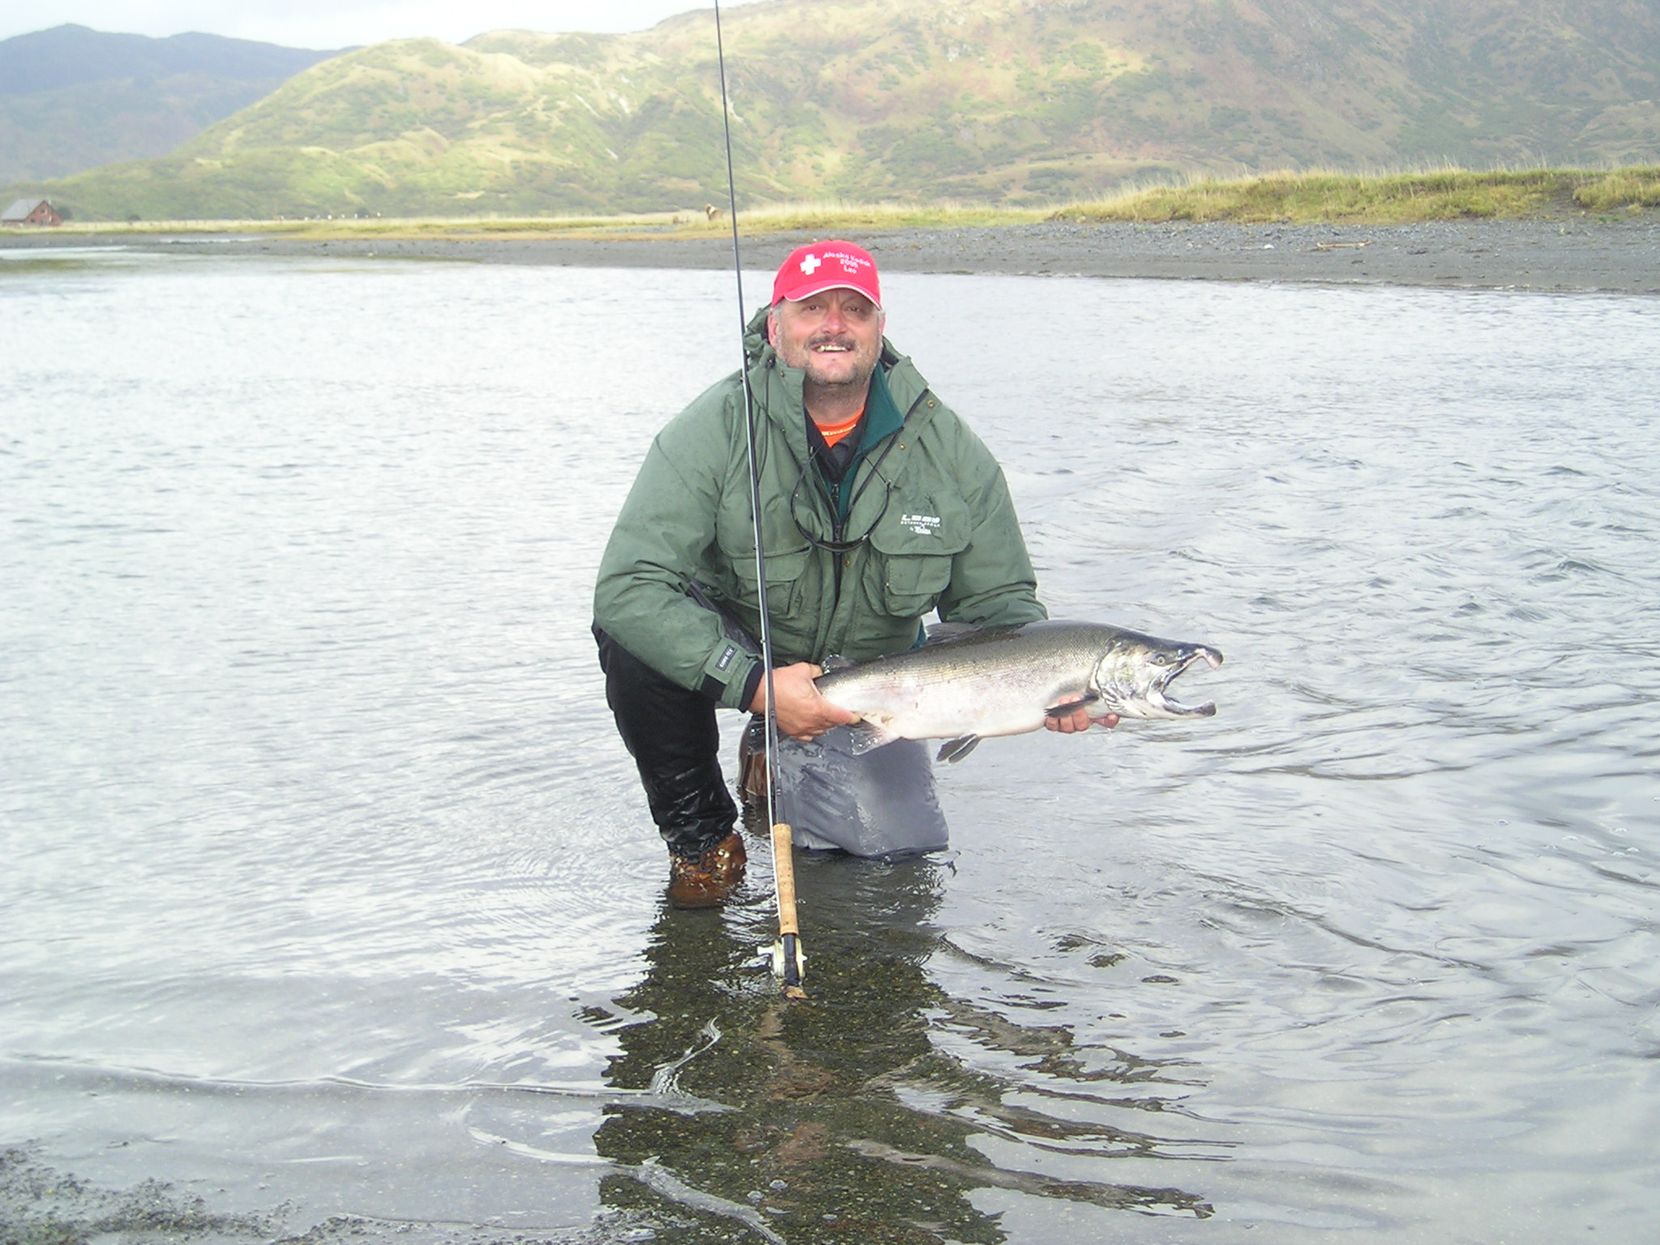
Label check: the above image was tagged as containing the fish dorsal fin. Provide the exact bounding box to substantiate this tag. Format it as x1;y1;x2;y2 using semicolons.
922;622;977;647
820;653;857;673
936;734;981;763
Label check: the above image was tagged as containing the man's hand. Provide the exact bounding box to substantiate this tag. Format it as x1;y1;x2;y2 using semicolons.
747;662;861;741
1045;704;1120;734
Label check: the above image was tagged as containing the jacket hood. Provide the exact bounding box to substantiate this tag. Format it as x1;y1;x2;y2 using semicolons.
743;302;772;361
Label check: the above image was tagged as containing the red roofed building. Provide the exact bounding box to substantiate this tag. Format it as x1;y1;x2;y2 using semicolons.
2;199;63;226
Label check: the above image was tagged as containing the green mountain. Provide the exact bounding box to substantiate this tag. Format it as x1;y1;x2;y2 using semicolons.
0;24;343;184
18;0;1660;221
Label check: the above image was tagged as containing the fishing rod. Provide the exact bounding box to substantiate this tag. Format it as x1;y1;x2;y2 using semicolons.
713;0;806;1000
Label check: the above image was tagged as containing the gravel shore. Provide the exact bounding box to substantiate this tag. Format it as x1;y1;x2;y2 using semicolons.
8;218;1657;293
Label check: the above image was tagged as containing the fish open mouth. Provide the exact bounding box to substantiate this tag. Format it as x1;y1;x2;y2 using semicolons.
1148;646;1224;717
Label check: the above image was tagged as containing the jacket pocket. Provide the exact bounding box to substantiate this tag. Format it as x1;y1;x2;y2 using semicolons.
724;542;812;617
867;494;970;618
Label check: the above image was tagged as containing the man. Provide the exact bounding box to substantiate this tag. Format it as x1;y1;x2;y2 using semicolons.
593;240;1103;908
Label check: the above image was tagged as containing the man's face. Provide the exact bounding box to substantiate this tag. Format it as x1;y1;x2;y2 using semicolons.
767;289;884;395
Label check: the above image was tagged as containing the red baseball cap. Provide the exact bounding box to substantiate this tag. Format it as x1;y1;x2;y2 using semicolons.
771;240;882;309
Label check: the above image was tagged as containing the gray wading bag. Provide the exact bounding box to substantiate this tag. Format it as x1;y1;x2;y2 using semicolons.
773;727;948;858
691;581;949;858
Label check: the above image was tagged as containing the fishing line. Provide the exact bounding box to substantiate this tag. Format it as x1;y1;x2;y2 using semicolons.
711;0;773;833
713;0;805;997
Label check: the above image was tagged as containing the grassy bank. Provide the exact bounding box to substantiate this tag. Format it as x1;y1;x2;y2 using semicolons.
9;167;1656;240
14;199;1047;242
1056;166;1660;224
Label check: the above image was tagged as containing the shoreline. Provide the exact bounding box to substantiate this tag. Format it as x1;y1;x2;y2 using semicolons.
5;218;1658;293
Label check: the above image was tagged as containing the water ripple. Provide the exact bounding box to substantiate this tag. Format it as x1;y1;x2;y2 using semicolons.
3;259;1657;1242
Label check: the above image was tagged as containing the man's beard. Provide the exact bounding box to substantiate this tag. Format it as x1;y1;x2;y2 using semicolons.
796;335;876;389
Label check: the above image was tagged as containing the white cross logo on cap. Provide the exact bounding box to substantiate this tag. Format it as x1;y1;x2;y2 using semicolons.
799;254;822;275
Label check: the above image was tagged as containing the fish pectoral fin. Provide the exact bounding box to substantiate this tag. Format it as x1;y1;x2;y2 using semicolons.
936;735;982;763
1044;691;1099;718
843;720;897;755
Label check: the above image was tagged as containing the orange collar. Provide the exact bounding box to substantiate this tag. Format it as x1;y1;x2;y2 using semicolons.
815;407;865;448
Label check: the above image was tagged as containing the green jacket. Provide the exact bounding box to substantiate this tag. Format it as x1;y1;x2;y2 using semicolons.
593;307;1046;709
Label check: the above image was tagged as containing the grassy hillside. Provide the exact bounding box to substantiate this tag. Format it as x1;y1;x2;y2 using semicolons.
16;0;1660;222
0;24;342;182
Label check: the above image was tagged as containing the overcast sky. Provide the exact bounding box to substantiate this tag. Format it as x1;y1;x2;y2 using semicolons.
1;2;767;49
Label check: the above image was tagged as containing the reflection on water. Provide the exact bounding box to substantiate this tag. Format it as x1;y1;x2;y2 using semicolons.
594;850;1211;1243
2;251;1658;1243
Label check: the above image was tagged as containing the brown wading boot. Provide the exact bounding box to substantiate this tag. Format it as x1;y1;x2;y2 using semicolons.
667;832;747;909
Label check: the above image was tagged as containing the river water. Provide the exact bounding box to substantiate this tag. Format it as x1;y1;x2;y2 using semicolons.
2;247;1657;1244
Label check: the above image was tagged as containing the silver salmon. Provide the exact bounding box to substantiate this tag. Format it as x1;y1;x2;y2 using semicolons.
815;620;1223;762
